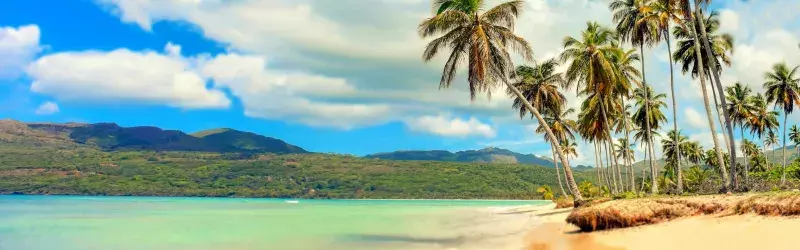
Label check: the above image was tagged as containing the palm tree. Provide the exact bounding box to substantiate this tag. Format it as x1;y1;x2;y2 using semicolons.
641;0;687;194
419;0;584;203
691;3;738;180
615;137;636;191
632;85;668;193
561;139;579;162
741;139;760;159
672;10;730;191
672;12;734;143
789;125;800;157
610;0;659;191
537;184;554;200
510;58;571;197
764;62;800;186
765;131;779;159
684;165;714;192
725;82;755;182
561;22;625;194
614;103;638;192
747;93;779;174
662;129;689;191
684;141;705;166
537;107;577;198
742;139;762;173
510;59;568;118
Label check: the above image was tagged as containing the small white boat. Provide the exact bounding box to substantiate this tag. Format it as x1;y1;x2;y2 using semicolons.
285;200;299;204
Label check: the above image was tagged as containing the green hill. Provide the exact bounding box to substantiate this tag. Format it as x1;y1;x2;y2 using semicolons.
191;128;307;154
365;147;557;167
0;119;597;199
3;120;307;154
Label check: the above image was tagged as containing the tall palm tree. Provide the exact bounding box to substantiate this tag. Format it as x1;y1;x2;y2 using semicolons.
614;103;638;191
725;82;755;181
537;107;577;198
419;0;584;203
672;10;730;191
747;93;779;167
641;0;686;193
615;137;636;191
672;12;734;144
764;62;800;186
512;59;570;198
608;46;641;192
610;0;659;190
561;22;625;194
691;3;738;180
632;85;668;193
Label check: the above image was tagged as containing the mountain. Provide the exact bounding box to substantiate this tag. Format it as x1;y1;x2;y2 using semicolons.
191;128;307;154
365;147;557;167
1;119;307;154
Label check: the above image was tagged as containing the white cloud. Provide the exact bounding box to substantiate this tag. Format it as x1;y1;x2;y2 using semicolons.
199;53;394;129
0;25;41;79
405;115;496;138
66;0;799;163
26;43;230;109
34;101;59;115
718;9;740;34
684;107;707;129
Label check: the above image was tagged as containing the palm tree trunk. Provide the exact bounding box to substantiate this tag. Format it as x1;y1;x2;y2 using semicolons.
742;127;750;181
599;141;610;191
563;155;573;195
640;43;657;195
695;4;737;191
688;7;730;192
550;141;568;198
666;30;683;194
595;141;602;185
782;115;788;186
600;102;620;194
650;137;659;194
504;80;584;204
605;141;618;194
710;84;731;150
641;147;648;194
624;109;634;192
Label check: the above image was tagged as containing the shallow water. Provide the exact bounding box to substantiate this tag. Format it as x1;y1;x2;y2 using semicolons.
0;196;547;250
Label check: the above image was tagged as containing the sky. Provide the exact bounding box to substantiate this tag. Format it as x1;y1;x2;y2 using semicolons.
0;0;799;165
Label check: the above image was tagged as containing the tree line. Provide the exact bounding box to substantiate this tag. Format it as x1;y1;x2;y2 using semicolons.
419;0;800;205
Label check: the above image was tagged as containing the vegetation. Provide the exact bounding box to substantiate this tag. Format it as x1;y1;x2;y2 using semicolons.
567;192;800;232
365;147;560;167
0;144;598;199
417;0;800;205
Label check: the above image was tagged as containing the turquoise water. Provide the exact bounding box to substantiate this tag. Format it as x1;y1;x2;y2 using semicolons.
0;196;547;250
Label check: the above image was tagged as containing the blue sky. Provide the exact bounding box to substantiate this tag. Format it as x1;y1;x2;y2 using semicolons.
0;0;798;165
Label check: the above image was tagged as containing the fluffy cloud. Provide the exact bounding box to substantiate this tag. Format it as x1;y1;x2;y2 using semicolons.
405;115;496;138
684;107;707;129
34;101;59;115
0;25;41;79
200;54;394;129
79;0;799;165
26;43;230;109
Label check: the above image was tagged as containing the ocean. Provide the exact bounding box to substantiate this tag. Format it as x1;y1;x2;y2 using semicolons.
0;196;548;250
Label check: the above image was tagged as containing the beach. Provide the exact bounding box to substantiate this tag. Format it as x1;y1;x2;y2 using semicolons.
523;205;800;250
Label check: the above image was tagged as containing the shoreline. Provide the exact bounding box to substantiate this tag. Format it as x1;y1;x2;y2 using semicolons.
0;193;551;203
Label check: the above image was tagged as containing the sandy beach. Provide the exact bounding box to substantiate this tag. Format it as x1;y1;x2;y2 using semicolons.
382;201;800;250
524;206;800;250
